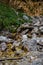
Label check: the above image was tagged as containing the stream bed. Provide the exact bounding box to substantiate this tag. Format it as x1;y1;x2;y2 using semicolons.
0;16;43;65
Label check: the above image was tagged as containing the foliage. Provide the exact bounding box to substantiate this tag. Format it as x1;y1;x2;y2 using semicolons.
0;2;32;32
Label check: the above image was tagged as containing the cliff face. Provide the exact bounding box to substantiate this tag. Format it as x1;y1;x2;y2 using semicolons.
0;0;43;16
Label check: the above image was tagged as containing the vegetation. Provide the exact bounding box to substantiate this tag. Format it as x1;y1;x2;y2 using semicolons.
0;2;32;32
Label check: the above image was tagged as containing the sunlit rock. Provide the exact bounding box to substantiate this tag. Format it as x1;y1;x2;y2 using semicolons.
0;36;13;42
34;27;39;33
22;35;28;42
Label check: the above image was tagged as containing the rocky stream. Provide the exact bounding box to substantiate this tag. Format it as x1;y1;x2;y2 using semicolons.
0;16;43;65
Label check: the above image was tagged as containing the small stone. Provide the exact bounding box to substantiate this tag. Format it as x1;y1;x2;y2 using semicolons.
39;26;43;33
12;41;20;47
34;27;39;33
23;15;29;20
34;21;40;26
1;42;7;51
0;36;13;42
22;35;28;42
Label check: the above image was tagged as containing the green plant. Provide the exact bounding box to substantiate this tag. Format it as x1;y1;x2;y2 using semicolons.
0;2;32;32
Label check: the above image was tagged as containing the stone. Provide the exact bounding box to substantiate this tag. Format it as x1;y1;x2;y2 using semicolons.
0;36;13;42
32;33;37;39
21;29;29;35
28;39;37;51
22;35;28;42
12;41;20;47
1;42;7;51
39;26;43;33
36;37;43;45
23;15;29;20
32;59;43;65
33;27;39;33
34;21;40;26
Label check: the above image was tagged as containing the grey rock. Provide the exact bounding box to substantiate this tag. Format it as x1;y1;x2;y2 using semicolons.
28;39;37;51
32;59;43;65
34;21;40;26
22;35;28;42
33;27;39;33
1;42;7;51
0;36;13;42
39;26;43;33
36;37;43;45
21;29;29;35
23;15;29;20
11;41;20;48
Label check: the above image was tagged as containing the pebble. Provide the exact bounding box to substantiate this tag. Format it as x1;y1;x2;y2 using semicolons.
34;21;40;26
33;27;39;33
12;41;20;47
23;15;29;20
39;26;43;33
0;36;12;42
22;35;28;42
1;42;7;51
